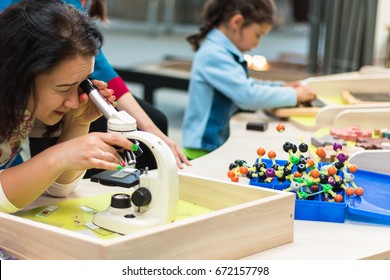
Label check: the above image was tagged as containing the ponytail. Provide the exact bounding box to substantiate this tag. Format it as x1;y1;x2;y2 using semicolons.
187;0;275;51
88;0;108;23
187;0;231;51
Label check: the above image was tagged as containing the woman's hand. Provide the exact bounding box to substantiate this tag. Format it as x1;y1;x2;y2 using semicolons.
71;79;116;125
54;132;133;172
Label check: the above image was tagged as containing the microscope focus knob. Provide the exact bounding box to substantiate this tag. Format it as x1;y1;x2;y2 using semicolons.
110;193;131;209
131;187;152;207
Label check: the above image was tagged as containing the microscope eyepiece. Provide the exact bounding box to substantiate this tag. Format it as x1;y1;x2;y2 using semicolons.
79;79;95;94
79;79;117;119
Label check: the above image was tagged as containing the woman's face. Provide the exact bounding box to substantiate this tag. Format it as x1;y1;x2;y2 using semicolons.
28;55;94;125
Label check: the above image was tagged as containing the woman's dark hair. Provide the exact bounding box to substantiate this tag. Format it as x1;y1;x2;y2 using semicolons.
187;0;275;51
0;0;103;141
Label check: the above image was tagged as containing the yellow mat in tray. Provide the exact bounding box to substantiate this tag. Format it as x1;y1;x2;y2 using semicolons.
14;193;212;240
289;95;347;130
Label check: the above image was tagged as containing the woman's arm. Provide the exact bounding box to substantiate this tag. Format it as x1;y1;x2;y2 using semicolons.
0;131;133;210
54;79;116;184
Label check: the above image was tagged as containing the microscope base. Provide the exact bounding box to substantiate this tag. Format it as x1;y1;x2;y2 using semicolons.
93;209;167;235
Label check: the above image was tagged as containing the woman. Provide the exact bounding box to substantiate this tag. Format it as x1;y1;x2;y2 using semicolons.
0;0;135;213
7;0;191;171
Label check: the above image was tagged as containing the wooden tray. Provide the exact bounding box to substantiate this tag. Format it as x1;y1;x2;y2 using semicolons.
342;90;390;104
0;174;294;259
267;96;330;118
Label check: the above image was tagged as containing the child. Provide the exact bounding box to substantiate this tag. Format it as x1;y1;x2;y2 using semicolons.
182;0;316;160
0;0;135;213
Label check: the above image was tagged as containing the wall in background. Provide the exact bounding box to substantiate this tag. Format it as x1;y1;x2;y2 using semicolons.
374;0;390;66
105;0;390;70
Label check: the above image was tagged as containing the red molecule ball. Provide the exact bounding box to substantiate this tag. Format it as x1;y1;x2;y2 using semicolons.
293;171;302;178
231;176;239;183
348;164;358;173
227;170;235;179
310;169;320;179
316;147;326;158
239;166;248;175
276;123;285;132
267;150;276;159
306;158;315;168
355;187;364;196
327;166;337;176
345;187;355;196
311;185;319;192
257;147;266;156
334;194;343;202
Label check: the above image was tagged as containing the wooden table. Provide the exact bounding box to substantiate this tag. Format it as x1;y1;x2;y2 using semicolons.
180;110;390;260
2;111;390;260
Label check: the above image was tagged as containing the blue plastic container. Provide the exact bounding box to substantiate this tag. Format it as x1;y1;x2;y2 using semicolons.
248;158;390;224
345;170;390;225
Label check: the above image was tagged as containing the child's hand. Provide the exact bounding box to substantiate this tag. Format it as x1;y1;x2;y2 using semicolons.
284;80;302;88
72;79;116;125
294;85;316;104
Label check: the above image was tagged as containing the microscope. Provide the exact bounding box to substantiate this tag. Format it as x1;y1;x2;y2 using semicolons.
80;79;179;235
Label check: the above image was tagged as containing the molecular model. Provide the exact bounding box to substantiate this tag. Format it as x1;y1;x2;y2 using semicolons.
227;124;364;203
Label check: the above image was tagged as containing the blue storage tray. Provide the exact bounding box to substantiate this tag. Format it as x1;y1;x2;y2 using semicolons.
346;170;390;225
249;159;390;224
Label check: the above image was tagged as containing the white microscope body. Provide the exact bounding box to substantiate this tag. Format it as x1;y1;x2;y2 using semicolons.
80;79;179;235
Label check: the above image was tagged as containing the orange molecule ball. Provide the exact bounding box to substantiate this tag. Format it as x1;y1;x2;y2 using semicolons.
327;166;337;176
311;185;319;192
276;123;285;132
345;187;355;196
355;187;364;196
334;194;343;202
227;170;236;179
316;147;326;158
239;166;248;175
348;164;358;173
306;158;315;168
257;147;266;156
294;171;302;178
231;176;239;183
268;150;276;159
310;169;320;179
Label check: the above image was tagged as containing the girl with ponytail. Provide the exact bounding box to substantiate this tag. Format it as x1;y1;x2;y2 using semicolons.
183;0;316;159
